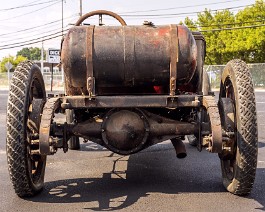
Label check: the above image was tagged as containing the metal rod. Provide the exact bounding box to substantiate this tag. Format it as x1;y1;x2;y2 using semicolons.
51;63;54;92
69;119;198;138
171;138;187;159
61;0;64;37
99;14;103;26
61;95;200;109
41;41;44;75
79;0;82;17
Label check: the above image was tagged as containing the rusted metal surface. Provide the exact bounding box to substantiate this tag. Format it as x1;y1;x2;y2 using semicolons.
28;99;45;133
75;10;127;26
202;96;222;153
150;122;199;136
61;95;201;109
169;24;178;96
171;138;187;159
67;108;199;155
189;32;206;92
61;24;197;95
101;109;149;155
39;97;61;155
86;26;95;97
56;11;220;157
69;120;102;137
218;98;235;160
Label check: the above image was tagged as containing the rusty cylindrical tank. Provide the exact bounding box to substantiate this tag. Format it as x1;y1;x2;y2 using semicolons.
61;24;197;95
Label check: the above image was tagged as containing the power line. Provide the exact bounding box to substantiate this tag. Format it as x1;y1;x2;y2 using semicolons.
0;0;60;12
0;14;78;38
0;34;63;50
0;29;69;48
96;5;251;22
120;4;253;17
187;19;265;29
0;2;262;51
0;31;68;50
199;23;265;32
105;8;244;21
0;24;71;43
78;6;249;23
0;1;61;22
119;0;245;14
1;22;264;51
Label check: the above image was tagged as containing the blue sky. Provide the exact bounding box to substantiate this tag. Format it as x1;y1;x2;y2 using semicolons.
0;0;256;59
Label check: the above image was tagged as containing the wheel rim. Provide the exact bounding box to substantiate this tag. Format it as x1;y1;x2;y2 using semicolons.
26;76;46;185
220;77;237;181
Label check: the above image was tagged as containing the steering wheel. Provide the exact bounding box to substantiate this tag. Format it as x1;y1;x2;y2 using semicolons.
75;10;127;26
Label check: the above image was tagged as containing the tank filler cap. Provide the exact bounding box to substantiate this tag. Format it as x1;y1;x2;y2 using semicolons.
143;21;154;26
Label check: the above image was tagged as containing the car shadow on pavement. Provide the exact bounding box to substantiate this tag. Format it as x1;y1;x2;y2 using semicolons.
259;141;265;148
25;142;265;211
249;168;265;211
80;142;109;152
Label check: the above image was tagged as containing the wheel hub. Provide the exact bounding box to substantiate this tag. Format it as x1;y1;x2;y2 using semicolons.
102;109;149;155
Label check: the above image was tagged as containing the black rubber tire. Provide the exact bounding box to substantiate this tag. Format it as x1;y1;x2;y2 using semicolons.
219;59;258;195
6;61;46;197
66;109;80;150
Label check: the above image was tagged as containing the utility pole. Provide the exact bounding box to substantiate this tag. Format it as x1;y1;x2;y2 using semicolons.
41;41;44;75
62;0;64;37
51;63;54;92
79;0;82;17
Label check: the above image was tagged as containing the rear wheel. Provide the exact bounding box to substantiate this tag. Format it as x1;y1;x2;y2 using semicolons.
6;61;46;197
219;59;258;195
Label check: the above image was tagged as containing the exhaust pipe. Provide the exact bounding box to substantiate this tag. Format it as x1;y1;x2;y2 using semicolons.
171;138;187;159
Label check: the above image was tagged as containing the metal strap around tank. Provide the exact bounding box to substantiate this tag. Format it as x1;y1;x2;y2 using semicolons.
169;24;179;96
86;26;95;97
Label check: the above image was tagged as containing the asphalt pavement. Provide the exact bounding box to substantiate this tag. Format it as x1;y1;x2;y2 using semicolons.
0;89;264;212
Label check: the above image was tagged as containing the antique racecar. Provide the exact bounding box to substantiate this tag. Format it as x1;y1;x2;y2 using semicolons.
6;10;258;197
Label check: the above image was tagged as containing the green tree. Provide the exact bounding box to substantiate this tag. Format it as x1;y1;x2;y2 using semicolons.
233;0;265;63
16;47;43;60
0;55;27;72
181;17;198;30
183;0;265;64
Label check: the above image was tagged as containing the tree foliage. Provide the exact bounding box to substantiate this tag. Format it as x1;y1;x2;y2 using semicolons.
0;55;27;72
183;0;265;64
16;47;43;61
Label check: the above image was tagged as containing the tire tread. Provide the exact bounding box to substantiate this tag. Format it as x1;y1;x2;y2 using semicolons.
6;61;43;197
222;59;258;195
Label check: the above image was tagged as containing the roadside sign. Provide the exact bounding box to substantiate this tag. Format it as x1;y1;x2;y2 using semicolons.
47;48;60;64
5;62;13;71
5;62;13;88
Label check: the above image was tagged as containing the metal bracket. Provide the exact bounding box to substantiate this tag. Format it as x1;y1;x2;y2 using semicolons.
86;26;95;97
169;24;179;96
87;76;95;98
202;96;222;153
218;98;235;160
